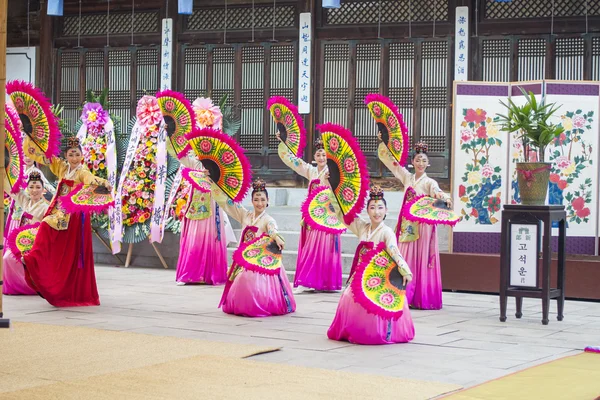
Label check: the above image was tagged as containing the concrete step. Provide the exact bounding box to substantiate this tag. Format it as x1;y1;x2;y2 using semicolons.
226;248;356;275
230;228;451;253
236;187;408;209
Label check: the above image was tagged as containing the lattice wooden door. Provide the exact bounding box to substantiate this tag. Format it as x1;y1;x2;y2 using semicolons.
181;42;298;180
318;39;452;179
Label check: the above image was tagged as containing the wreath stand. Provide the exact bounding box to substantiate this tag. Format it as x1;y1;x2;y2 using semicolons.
123;242;169;269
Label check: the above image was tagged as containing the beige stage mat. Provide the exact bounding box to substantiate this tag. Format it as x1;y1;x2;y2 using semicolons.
0;322;460;399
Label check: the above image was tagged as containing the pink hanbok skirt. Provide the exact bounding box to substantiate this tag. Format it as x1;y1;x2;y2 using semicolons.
2;249;37;295
327;286;415;345
402;223;443;310
294;225;342;291
175;204;228;285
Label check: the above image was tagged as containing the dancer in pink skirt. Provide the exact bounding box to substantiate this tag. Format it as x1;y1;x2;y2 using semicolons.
277;133;342;292
327;186;414;344
212;178;296;317
175;155;229;285
3;172;50;295
378;139;452;310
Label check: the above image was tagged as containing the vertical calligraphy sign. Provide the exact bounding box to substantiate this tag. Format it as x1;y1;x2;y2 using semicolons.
298;13;312;114
161;18;173;91
454;7;469;81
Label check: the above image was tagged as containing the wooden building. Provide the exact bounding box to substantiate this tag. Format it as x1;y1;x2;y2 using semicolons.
6;0;600;185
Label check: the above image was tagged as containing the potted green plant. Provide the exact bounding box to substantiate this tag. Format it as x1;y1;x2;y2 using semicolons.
497;88;564;205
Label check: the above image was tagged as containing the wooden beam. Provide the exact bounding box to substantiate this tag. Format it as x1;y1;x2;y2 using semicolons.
39;0;54;98
0;0;8;323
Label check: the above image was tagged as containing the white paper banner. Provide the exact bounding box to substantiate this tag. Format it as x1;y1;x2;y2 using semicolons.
150;121;168;243
454;6;469;81
160;18;173;91
298;12;312;114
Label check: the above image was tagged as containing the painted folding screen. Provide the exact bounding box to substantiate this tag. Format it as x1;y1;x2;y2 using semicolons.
452;82;510;252
451;80;600;255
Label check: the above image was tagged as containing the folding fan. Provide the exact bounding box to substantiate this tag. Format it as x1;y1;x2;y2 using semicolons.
61;184;115;214
6;80;61;158
5;102;22;134
232;233;282;276
156;90;195;159
181;167;211;193
351;242;406;320
267;96;306;158
185;127;252;202
365;94;409;166
402;192;461;227
316;123;369;225
300;185;346;234
8;222;41;261
394;186;420;242
4;115;26;193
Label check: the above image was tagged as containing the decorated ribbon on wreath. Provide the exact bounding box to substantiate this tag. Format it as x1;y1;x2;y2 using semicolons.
76;104;119;252
350;242;406;320
232;232;282;276
7;222;41;261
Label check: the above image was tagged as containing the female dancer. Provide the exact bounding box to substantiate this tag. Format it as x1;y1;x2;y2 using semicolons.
5;155;54;238
277;134;342;292
174;154;228;285
212;178;296;317
3;172;50;295
23;137;111;307
327;186;414;345
378;139;452;310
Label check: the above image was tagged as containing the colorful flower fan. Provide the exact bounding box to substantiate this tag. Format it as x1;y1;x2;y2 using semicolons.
185;127;252;202
232;233;282;276
402;191;461;227
351;242;406;320
365;94;409;166
156;90;195;159
300;185;346;234
6;80;61;158
267;96;306;158
4;114;26;193
5;101;22;134
8;222;41;261
316;123;369;225
61;184;115;214
181;167;211;193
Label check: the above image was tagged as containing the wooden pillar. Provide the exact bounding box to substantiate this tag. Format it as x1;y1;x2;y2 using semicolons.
0;0;11;328
38;0;55;100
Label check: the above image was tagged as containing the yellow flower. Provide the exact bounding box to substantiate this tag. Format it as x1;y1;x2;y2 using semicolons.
137;198;143;206
562;117;573;131
99;162;105;169
467;171;482;185
487;123;499;137
563;163;576;176
91;154;97;161
139;215;146;223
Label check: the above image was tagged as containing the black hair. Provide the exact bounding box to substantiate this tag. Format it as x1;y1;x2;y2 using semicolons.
252;189;269;200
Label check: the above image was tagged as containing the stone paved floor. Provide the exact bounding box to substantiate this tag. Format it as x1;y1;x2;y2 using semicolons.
4;266;598;390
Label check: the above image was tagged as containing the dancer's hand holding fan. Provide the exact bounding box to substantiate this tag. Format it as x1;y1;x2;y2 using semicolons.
267;96;306;158
185;127;252;202
365;94;409;166
315;123;370;224
6;80;61;161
